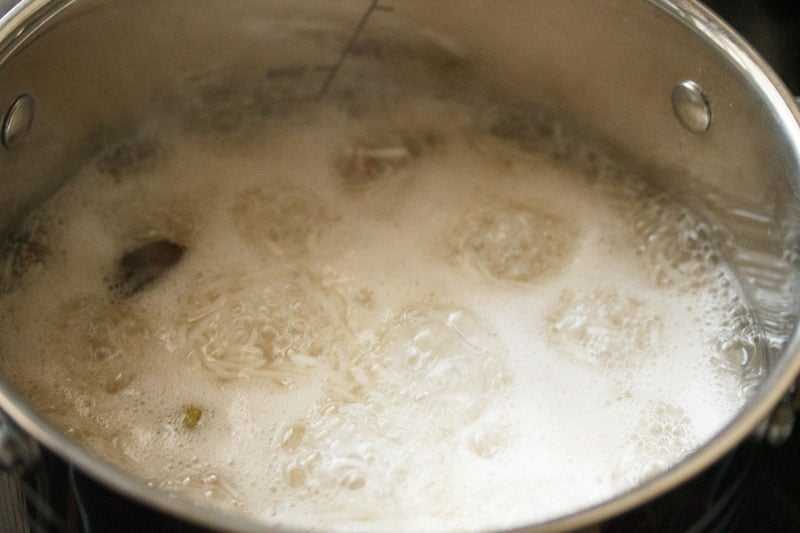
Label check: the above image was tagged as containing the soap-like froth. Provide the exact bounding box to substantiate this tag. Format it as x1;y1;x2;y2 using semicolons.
230;185;333;257
0;94;763;531
547;289;662;370
451;204;577;284
612;401;696;488
177;269;344;381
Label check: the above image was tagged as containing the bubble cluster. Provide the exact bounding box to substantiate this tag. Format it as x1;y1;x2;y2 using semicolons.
467;423;509;459
271;307;507;521
230;186;332;257
274;399;453;522
631;195;721;289
53;294;152;394
451;204;577;284
154;465;241;512
703;280;765;399
613;402;695;488
546;289;662;369
3;294;165;471
0;212;54;294
177;270;344;381
473;104;572;161
626;193;765;396
353;307;506;427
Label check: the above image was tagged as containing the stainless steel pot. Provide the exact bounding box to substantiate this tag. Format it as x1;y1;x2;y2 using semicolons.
0;1;799;531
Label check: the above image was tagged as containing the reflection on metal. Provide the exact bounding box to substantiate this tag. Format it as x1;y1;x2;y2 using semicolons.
671;80;711;133
317;0;393;97
765;393;796;445
1;94;33;148
0;411;38;475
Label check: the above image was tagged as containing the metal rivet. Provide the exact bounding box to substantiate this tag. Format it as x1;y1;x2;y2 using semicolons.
2;94;35;148
671;80;711;134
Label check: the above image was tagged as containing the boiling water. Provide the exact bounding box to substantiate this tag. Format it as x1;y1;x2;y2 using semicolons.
0;95;763;531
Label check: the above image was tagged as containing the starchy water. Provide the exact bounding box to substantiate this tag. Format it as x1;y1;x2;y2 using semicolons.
0;94;764;531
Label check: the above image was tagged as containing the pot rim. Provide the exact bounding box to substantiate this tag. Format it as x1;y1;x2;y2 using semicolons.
0;1;798;531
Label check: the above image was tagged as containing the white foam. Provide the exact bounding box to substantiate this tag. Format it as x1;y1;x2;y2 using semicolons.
0;95;762;531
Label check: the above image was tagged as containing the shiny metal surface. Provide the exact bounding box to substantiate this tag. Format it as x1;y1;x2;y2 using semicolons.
0;411;38;475
1;93;34;147
0;1;797;531
765;395;795;445
671;80;711;133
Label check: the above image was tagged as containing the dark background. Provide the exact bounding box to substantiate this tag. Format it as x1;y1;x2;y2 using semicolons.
704;0;800;93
